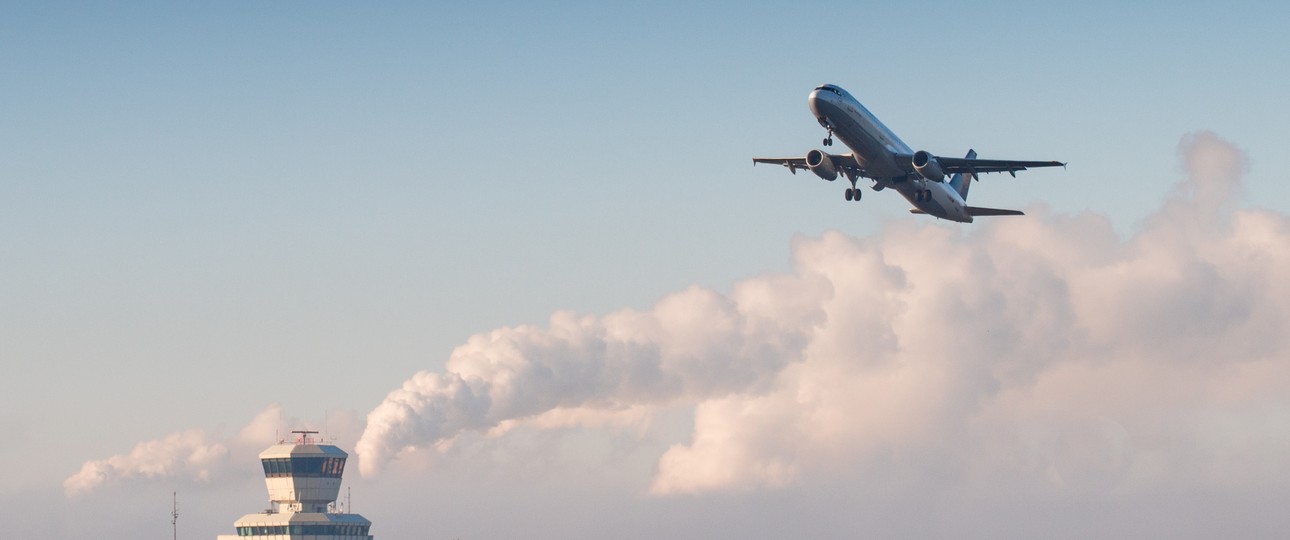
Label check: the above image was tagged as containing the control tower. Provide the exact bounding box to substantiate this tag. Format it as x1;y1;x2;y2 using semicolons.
217;431;373;539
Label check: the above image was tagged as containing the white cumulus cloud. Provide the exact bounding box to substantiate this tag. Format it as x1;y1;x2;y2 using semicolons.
355;280;825;476
357;131;1290;509
62;403;356;497
64;429;231;497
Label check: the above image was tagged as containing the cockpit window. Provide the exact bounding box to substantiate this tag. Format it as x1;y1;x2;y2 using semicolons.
814;85;843;96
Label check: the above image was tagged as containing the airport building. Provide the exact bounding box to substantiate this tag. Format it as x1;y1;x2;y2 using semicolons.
217;431;373;539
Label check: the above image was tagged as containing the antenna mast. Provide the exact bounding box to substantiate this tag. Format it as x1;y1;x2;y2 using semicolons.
171;491;179;540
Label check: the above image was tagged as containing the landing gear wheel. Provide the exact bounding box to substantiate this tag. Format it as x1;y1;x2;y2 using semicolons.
851;188;861;201
845;188;853;201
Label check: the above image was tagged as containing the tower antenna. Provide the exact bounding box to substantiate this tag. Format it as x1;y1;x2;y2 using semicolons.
171;491;179;540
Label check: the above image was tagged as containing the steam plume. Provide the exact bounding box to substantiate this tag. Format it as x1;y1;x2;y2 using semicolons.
359;131;1290;498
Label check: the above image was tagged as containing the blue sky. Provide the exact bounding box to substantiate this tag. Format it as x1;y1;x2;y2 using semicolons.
3;2;1289;538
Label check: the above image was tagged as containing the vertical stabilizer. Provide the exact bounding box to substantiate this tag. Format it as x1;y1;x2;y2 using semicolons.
948;149;977;200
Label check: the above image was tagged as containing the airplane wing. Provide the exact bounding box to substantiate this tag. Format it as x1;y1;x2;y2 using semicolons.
893;152;1064;178
923;154;1065;178
752;157;810;171
753;154;867;178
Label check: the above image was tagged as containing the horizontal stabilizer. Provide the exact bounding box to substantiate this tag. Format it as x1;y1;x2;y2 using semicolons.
908;207;1025;217
966;206;1024;216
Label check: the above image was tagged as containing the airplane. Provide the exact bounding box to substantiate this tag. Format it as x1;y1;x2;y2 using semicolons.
753;84;1065;223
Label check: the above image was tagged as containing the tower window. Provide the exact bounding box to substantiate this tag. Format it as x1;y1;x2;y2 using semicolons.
259;456;347;478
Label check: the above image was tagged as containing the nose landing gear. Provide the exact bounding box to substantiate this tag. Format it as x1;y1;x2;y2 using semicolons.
823;127;834;147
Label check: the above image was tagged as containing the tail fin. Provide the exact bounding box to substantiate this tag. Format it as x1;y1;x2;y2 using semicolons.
947;149;977;200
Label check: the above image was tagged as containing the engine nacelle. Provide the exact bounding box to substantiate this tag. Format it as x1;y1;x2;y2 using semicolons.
806;149;838;181
912;150;945;182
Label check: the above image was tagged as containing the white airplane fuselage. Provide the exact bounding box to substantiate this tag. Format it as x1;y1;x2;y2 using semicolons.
808;86;974;222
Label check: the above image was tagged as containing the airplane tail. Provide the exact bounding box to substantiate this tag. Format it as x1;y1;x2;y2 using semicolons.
947;149;977;200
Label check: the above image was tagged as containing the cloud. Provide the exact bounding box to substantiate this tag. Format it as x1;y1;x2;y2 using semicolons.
63;403;363;497
64;131;1288;538
63;405;288;497
63;429;230;497
357;131;1290;507
651;131;1289;495
355;279;827;476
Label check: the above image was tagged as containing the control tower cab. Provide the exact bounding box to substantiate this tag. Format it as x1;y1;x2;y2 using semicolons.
217;431;373;539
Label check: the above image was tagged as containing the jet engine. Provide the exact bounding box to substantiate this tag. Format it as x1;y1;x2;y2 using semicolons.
912;150;945;182
806;149;838;181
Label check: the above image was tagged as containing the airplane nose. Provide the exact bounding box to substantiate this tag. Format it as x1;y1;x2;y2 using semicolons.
808;89;825;118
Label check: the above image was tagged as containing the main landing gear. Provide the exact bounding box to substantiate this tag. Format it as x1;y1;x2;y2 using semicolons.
844;177;861;202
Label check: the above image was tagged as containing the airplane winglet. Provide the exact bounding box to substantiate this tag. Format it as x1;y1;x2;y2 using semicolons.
966;149;979;181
